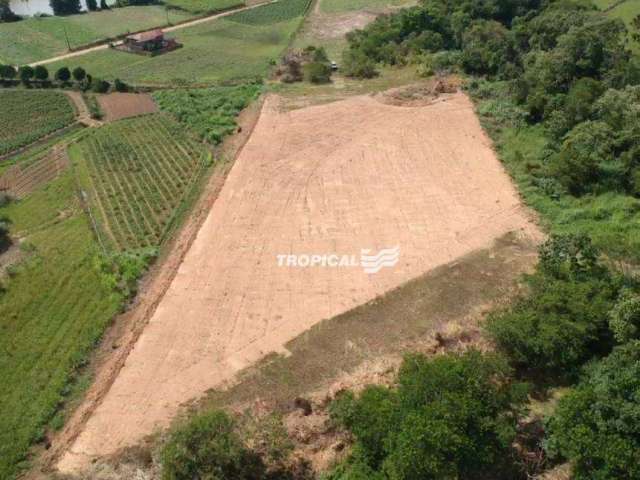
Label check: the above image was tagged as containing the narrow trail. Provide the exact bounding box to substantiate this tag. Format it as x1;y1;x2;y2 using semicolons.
64;91;103;128
30;1;278;67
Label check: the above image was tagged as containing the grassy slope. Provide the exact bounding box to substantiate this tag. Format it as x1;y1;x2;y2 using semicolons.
46;0;311;86
320;0;415;14
0;172;122;479
0;6;195;65
471;2;640;262
476;100;640;263
165;0;244;14
0;90;75;156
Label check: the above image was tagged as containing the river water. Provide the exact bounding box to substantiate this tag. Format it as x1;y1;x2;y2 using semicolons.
9;0;117;16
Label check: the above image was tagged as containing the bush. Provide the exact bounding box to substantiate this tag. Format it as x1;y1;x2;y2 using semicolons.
72;67;86;82
0;64;16;80
545;341;640;480
609;290;640;343
486;235;620;378
342;49;378;79
328;351;528;479
18;66;34;84
161;410;264;480
34;65;49;81
91;78;110;93
303;61;332;84
0;215;11;253
55;67;71;83
113;78;128;92
548;121;617;195
461;20;514;77
95;247;156;298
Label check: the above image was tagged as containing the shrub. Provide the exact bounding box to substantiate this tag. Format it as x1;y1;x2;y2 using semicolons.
18;66;34;84
91;78;110;93
55;67;71;83
609;290;640;343
0;64;16;79
461;20;513;77
95;247;156;298
486;235;620;377
342;49;378;79
303;61;332;84
34;65;49;81
545;341;640;480
329;351;528;479
113;78;128;92
72;67;86;82
161;410;264;480
0;215;11;253
548;121;617;195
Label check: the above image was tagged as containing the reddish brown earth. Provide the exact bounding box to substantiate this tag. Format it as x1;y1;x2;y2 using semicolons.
57;92;540;473
97;93;158;122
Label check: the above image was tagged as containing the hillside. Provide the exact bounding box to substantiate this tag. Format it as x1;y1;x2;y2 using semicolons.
1;0;640;479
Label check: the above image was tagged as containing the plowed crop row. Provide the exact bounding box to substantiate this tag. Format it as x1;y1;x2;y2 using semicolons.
72;114;207;250
0;91;75;156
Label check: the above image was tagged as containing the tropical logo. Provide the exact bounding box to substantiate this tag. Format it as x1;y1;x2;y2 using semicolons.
360;246;401;274
276;246;400;274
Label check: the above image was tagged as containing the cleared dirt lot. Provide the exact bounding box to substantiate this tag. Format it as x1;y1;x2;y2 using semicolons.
58;92;540;472
97;93;158;122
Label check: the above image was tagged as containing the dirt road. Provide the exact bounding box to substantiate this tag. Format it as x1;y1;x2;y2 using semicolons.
30;1;278;67
57;92;540;473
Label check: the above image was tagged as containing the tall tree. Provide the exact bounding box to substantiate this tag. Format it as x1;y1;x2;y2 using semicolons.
49;0;81;15
0;0;19;22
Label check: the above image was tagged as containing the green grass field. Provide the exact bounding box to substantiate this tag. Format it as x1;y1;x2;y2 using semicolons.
0;172;123;479
47;0;311;86
0;90;75;156
70;114;208;250
165;0;243;14
0;5;196;65
320;0;416;14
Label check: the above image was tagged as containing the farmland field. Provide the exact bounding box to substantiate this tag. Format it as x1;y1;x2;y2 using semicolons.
165;0;244;14
153;84;261;144
320;0;416;14
70;114;208;251
0;172;123;480
47;0;312;86
0;6;196;65
0;91;75;156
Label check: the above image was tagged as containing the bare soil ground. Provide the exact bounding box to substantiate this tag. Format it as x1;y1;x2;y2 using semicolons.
65;231;540;480
97;93;158;122
55;91;540;474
